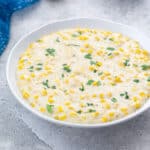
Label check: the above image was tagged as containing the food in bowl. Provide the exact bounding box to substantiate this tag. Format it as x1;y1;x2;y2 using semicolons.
16;28;150;124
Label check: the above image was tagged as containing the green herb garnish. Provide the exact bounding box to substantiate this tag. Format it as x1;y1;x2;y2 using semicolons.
84;53;92;59
42;80;50;88
37;63;43;66
88;109;96;113
28;66;34;72
63;64;71;73
124;91;129;99
133;79;140;83
120;93;124;97
108;53;112;56
61;73;65;78
141;64;150;70
46;104;54;113
36;67;42;71
87;103;94;106
45;48;56;56
90;60;96;65
98;72;103;76
79;84;85;91
109;38;114;41
147;76;150;82
111;97;117;103
87;79;94;85
106;47;115;51
56;37;60;42
51;85;56;89
77;110;82;114
124;59;130;66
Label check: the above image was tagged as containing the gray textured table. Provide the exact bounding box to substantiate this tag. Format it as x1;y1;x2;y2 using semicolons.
0;0;150;150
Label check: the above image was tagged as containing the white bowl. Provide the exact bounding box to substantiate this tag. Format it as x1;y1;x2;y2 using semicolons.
6;18;150;128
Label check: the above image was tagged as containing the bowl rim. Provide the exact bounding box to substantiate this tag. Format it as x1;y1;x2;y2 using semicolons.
6;17;150;128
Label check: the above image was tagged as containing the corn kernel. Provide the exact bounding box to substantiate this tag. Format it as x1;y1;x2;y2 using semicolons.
69;111;77;117
33;95;39;100
84;43;90;48
95;36;100;41
19;75;25;80
92;112;100;117
22;90;30;99
108;111;115;117
57;106;64;112
64;101;71;106
92;94;97;98
30;102;35;108
30;72;35;78
99;93;104;98
87;49;93;54
139;92;146;97
104;103;111;109
79;36;88;40
80;48;86;52
40;107;46;112
134;102;141;109
96;61;103;67
100;98;106;103
41;89;47;96
58;114;67;120
101;116;108;122
107;92;112;98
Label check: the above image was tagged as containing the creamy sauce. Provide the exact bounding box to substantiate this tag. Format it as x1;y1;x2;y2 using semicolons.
16;28;150;124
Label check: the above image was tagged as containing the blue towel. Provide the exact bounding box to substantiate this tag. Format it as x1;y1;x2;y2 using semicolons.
0;0;38;55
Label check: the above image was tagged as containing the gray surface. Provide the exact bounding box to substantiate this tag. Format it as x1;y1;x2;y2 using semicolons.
0;0;150;150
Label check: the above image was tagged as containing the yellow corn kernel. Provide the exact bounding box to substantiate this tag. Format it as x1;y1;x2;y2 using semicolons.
92;81;99;86
57;106;64;112
132;96;138;102
92;94;97;98
96;61;103;67
87;49;93;54
84;43;90;48
135;49;141;54
89;65;96;71
92;112;100;117
113;51;120;55
30;72;35;78
101;116;108;123
134;102;141;109
108;111;115;117
96;50;104;56
64;79;69;84
99;93;104;99
100;98;106;103
48;97;54;103
95;36;100;41
104;103;111;109
114;76;122;83
58;114;67;120
19;75;25;80
79;36;88;40
104;71;111;76
80;95;85;100
18;64;24;70
30;102;35;108
22;90;30;99
120;107;128;114
118;47;124;52
80;48;86;52
142;50;149;55
139;92;146;97
29;43;34;49
107;92;112;98
41;89;47;96
33;95;39;100
69;111;77;117
40;107;46;112
64;101;71;106
62;36;68;40
81;115;86;121
80;103;85;107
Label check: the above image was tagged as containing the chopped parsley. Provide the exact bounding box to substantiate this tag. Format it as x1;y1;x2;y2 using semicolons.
63;64;71;73
51;85;56;89
106;47;115;51
87;79;94;85
111;97;117;103
133;79;140;83
84;53;92;59
37;63;43;66
96;81;101;86
141;64;150;70
77;110;82;114
147;76;150;82
36;67;42;71
79;84;85;91
56;37;60;42
109;38;114;41
98;72;103;76
45;48;56;56
124;59;130;66
42;80;50;88
28;66;34;72
87;103;94;106
108;53;112;56
120;91;129;99
61;73;65;78
46;104;54;113
90;60;96;65
88;109;96;113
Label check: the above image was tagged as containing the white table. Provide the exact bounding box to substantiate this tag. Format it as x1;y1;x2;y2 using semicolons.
0;0;150;149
